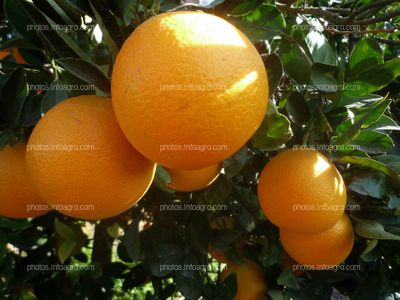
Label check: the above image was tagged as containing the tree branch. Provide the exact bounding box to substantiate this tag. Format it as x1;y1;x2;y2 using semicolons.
357;9;400;25
348;0;400;20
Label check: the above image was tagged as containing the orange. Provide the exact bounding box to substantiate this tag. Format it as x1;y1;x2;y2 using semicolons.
26;95;156;220
13;48;27;64
220;259;267;300
167;164;221;192
112;11;268;170
0;49;10;60
257;148;346;233
280;213;354;270
0;144;49;218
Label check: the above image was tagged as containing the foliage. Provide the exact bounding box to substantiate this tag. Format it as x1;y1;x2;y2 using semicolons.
0;0;400;299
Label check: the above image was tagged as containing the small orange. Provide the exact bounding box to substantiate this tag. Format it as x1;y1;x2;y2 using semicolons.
167;164;221;192
280;213;354;270
26;95;156;220
13;48;27;64
0;144;49;218
0;49;10;60
257;148;346;233
220;259;267;300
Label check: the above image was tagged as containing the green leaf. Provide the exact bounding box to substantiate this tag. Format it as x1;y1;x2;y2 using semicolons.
350;131;394;154
223;146;248;179
58;239;77;263
280;38;312;85
333;98;390;145
218;273;238;299
107;223;120;239
40;13;92;62
306;31;337;66
4;0;41;45
123;220;141;262
360;239;379;259
0;67;28;129
237;5;286;41
88;0;122;63
356;219;400;241
348;38;383;79
251;110;293;151
338;156;400;189
374;155;400;174
57;58;111;95
55;218;75;240
264;53;283;98
286;91;310;125
336;94;383;108
0;218;32;230
347;171;391;199
277;268;300;290
40;80;69;113
344;59;400;96
229;1;261;16
366;115;400;131
52;0;85;25
153;165;173;193
310;63;338;92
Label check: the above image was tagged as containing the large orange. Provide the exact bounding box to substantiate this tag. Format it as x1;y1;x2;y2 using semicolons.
0;144;49;218
26;96;156;220
112;11;268;170
257;149;346;233
280;213;354;270
167;164;221;192
220;259;267;300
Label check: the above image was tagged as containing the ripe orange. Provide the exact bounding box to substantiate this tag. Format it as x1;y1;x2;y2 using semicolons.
13;48;27;64
220;259;267;300
167;164;221;192
280;213;354;270
257;148;346;233
0;144;49;218
112;11;268;170
26;95;156;220
0;49;10;60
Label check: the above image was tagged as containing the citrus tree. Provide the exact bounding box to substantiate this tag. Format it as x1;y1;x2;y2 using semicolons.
0;0;400;299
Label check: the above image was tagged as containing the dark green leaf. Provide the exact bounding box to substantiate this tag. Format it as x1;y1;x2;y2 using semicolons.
345;59;400;96
306;31;337;65
40;80;69;113
57;58;110;94
286;91;310;125
348;38;383;79
264;53;283;98
310;63;338;92
251;109;293;151
0;67;28;129
356;219;400;241
350;130;393;154
338;156;400;189
280;38;312;84
236;5;285;41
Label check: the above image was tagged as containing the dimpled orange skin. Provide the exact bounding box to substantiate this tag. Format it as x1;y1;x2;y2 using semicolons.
0;144;49;218
220;259;267;300
167;164;221;192
26;96;156;220
280;213;354;269
257;149;346;233
112;11;268;170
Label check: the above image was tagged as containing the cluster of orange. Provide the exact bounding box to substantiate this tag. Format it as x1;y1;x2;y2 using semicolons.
258;149;355;270
0;11;268;221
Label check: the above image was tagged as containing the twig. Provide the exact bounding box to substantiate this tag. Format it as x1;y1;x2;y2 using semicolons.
326;28;397;35
348;0;399;21
358;8;400;25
